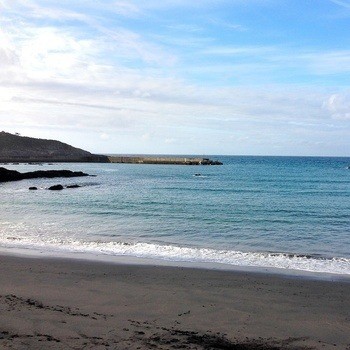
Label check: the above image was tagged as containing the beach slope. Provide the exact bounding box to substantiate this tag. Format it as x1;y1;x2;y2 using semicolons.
0;255;349;349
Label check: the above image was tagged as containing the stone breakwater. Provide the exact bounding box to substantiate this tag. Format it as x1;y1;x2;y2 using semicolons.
108;156;223;165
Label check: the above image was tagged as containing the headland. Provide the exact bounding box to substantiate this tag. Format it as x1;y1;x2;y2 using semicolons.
0;131;108;163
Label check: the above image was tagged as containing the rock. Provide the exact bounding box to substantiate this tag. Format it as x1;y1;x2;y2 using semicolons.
29;187;38;190
0;168;23;182
0;167;91;183
48;185;64;191
66;184;81;188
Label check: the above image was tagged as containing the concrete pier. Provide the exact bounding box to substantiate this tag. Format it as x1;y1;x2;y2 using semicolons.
108;156;223;165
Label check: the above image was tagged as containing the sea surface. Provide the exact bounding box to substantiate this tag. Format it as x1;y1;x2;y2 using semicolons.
1;156;350;276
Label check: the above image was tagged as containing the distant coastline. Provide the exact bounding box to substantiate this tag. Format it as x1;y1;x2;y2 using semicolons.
0;132;222;165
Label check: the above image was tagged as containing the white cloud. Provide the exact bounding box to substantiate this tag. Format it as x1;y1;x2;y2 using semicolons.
329;0;350;9
202;45;276;56
208;18;247;32
112;1;141;17
198;45;350;80
0;0;88;21
301;51;350;74
167;24;203;32
324;93;350;119
1;0;176;67
141;133;151;140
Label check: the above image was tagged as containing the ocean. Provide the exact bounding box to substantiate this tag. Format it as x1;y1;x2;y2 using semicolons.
1;156;349;276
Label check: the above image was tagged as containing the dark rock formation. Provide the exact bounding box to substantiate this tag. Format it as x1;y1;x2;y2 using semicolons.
66;184;81;188
0;131;108;163
29;187;38;190
48;185;64;191
0;167;90;183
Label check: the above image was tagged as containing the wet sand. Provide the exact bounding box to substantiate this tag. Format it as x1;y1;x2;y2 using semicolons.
0;254;349;349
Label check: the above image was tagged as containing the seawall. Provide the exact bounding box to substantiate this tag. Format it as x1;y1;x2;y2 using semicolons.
108;156;223;165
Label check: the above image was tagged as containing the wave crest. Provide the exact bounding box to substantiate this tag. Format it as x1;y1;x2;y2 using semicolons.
1;235;349;275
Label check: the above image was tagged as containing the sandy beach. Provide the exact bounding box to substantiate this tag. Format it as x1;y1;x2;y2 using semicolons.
0;254;349;349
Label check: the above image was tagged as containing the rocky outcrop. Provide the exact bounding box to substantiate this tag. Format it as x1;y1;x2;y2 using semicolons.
48;185;64;191
0;132;108;163
28;184;82;190
0;167;90;183
47;184;82;190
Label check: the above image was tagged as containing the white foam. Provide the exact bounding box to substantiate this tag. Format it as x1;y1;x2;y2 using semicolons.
0;233;349;275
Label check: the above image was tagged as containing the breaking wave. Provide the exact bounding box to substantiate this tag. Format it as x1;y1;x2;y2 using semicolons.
1;234;349;275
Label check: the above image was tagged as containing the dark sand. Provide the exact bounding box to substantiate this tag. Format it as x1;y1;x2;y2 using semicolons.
0;254;349;349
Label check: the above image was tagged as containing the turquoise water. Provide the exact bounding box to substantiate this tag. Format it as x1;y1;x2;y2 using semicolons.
0;156;349;275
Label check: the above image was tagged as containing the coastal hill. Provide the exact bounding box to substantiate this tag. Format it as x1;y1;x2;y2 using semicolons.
0;131;108;163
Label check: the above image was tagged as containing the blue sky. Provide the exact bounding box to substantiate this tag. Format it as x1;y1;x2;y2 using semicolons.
0;0;350;156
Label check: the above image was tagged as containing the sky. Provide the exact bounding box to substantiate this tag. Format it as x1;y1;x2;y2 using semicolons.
1;0;350;156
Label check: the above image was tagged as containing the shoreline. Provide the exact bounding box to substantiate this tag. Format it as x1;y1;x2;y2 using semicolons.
0;253;349;349
0;245;349;282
